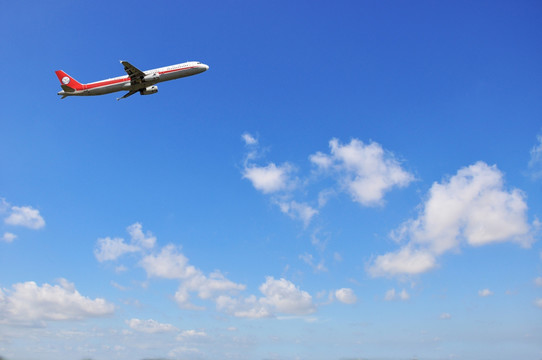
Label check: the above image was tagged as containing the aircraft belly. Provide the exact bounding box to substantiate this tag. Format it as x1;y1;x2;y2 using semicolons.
89;83;128;95
161;73;178;82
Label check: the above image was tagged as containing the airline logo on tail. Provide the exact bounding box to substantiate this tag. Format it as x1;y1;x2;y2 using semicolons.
55;70;84;93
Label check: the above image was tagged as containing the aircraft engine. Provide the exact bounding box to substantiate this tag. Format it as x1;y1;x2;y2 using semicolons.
140;86;158;95
143;73;160;83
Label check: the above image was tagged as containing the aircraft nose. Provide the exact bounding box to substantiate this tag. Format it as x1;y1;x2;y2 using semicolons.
201;63;209;71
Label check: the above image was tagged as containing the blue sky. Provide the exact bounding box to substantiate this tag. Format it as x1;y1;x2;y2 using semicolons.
1;1;542;359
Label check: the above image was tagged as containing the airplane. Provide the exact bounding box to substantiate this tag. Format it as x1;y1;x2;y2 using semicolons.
55;60;209;100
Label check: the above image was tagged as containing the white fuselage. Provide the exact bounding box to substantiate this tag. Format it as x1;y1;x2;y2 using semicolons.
58;61;209;97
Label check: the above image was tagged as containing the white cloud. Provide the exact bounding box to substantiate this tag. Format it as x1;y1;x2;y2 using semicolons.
384;288;410;301
216;294;271;318
241;136;318;224
536;298;542;309
240;136;414;227
528;134;542;178
97;224;249;314
310;152;333;169
175;271;246;310
126;318;177;333
141;245;196;279
440;313;451;319
368;246;437;277
193;271;246;299
141;244;245;309
94;223;156;262
310;138;414;206
4;205;45;229
277;200;318;227
369;162;534;277
242;132;258;145
94;237;140;262
406;162;531;251
335;288;357;304
0;279;114;325
478;289;493;297
127;222;156;249
535;277;542;287
2;232;16;243
216;277;315;318
259;277;315;315
243;163;294;194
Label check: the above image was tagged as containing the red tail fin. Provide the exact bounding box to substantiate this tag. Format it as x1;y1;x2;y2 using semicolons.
55;70;84;91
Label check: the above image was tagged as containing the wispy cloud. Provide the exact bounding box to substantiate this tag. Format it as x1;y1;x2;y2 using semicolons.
277;200;318;227
241;132;258;146
299;252;327;273
177;329;208;342
384;288;410;301
478;288;493;297
126;318;178;333
528;133;542;179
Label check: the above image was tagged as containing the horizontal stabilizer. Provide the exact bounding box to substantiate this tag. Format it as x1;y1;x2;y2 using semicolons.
61;85;75;92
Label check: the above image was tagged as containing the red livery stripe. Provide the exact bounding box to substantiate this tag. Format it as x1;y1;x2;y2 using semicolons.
82;66;197;90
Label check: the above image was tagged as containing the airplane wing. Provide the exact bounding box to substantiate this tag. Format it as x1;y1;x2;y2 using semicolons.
120;60;146;83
